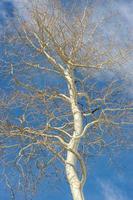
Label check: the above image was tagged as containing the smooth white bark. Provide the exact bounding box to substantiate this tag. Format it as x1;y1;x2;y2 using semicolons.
65;69;85;200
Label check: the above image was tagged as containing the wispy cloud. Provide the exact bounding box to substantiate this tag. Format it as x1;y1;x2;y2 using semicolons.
100;180;128;200
118;1;133;27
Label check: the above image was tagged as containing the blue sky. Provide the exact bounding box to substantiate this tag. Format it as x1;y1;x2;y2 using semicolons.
0;0;133;200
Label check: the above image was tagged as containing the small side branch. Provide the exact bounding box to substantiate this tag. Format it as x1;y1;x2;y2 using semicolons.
76;119;100;139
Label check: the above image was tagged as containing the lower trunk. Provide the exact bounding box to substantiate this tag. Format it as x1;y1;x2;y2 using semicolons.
66;163;85;200
66;138;85;200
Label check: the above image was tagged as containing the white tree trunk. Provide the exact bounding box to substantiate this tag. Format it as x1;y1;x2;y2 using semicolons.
66;139;85;200
65;69;85;200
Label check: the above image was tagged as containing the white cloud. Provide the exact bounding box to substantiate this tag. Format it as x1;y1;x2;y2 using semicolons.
118;1;133;27
100;180;128;200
